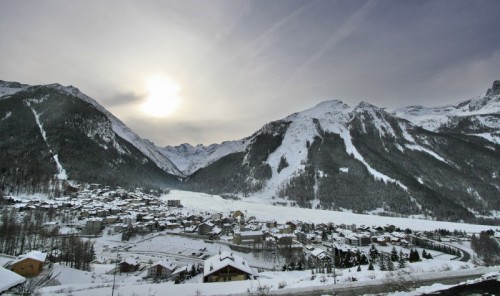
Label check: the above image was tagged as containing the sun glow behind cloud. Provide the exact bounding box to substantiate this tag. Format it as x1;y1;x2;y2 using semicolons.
142;75;182;117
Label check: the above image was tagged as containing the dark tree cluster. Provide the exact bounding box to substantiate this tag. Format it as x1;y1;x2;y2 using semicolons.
0;208;95;271
471;231;500;266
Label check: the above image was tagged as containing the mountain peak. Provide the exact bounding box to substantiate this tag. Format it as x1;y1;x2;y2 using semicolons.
354;101;381;112
486;80;500;97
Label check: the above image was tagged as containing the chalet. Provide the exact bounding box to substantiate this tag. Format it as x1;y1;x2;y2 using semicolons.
310;248;332;262
171;264;190;281
203;252;257;283
148;260;177;280
10;251;47;277
120;257;140;273
0;266;25;293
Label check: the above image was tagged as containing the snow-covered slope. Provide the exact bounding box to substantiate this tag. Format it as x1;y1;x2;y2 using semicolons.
11;82;183;177
392;80;500;144
0;80;29;98
186;83;500;221
161;140;250;175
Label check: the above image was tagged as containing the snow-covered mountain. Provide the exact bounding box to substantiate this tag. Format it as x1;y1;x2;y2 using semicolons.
184;81;500;222
1;79;499;222
0;80;181;192
161;140;250;175
391;80;500;144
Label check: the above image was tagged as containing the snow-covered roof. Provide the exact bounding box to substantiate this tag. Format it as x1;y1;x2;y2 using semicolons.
235;230;263;236
121;257;139;266
11;251;47;265
203;251;254;277
152;260;176;271
310;248;326;257
0;267;25;293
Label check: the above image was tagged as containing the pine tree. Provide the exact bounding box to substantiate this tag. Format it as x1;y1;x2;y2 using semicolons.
414;249;421;262
422;249;427;259
390;247;399;261
368;261;374;270
369;244;379;262
387;257;395;271
357;264;361;272
379;253;386;271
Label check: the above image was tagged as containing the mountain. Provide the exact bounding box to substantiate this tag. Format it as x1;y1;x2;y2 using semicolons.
1;79;499;222
392;80;500;144
180;82;500;222
161;140;249;176
0;80;181;194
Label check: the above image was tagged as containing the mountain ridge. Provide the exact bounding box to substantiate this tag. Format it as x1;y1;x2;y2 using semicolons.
1;79;499;222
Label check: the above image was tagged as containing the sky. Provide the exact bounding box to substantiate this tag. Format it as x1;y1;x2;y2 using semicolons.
1;0;500;146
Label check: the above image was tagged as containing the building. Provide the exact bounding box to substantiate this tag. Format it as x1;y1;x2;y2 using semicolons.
167;200;181;207
0;267;25;293
10;251;47;277
148;260;177;280
198;222;214;235
203;252;258;283
120;257;140;273
233;231;263;245
83;218;103;235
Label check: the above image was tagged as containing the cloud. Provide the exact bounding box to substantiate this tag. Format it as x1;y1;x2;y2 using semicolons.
104;92;144;107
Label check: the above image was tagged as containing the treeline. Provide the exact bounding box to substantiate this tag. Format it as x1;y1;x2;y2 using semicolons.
0;208;95;271
471;231;500;266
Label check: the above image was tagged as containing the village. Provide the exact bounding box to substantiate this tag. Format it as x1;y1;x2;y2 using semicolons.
0;185;498;295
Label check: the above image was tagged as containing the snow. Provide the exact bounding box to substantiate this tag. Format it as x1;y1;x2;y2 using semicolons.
29;106;68;180
339;167;349;173
161;140;250;175
405;144;448;163
1;111;11;122
0;81;29;98
11;251;47;265
162;190;494;233
0;267;25;293
391;91;500;146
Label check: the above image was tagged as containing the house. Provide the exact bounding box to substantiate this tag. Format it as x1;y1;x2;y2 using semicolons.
198;222;214;235
310;248;332;262
203;252;258;283
148;260;177;280
120;257;140;273
10;251;47;277
0;266;25;293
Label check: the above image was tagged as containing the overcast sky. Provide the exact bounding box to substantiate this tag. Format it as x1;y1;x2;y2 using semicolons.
1;0;500;146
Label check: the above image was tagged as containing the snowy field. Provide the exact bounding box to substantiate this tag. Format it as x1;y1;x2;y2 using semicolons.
162;190;496;233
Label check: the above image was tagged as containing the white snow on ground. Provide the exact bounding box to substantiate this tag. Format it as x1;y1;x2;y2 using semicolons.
163;190;493;233
0;82;29;98
405;144;448;164
29;106;68;180
472;132;500;145
0;111;11;122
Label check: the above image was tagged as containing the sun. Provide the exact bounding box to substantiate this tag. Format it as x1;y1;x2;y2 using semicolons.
142;75;181;117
